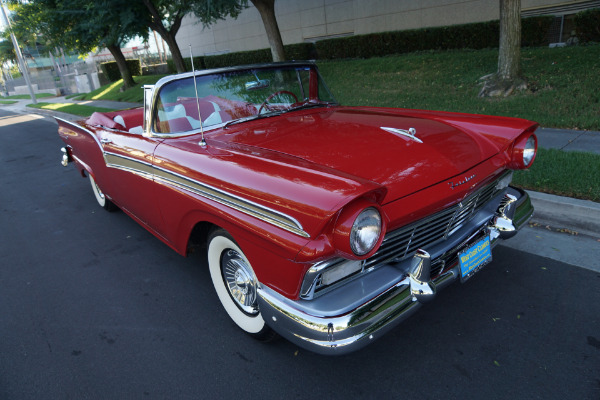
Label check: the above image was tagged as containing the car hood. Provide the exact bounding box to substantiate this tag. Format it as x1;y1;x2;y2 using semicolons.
215;106;533;203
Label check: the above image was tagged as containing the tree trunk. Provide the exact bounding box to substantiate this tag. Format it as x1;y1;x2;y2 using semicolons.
498;0;521;80
106;44;136;90
479;0;526;97
162;32;186;73
142;0;186;73
250;0;286;62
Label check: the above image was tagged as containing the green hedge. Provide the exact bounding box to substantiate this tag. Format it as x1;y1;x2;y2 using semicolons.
316;16;554;60
204;48;272;69
160;12;598;71
166;43;316;72
167;56;206;73
204;43;315;69
575;8;600;42
521;16;555;47
100;59;142;82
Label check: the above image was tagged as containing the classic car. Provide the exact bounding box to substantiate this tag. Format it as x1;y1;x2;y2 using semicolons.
56;61;537;355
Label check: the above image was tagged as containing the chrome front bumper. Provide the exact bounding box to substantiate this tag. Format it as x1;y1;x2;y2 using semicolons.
257;186;533;355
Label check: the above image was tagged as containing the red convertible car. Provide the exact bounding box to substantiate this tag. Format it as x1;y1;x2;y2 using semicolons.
56;61;537;354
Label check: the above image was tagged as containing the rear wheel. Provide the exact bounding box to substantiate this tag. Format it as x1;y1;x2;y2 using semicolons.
89;174;117;211
207;229;276;341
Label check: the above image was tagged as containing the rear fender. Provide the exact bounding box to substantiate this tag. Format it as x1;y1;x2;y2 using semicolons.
56;117;110;191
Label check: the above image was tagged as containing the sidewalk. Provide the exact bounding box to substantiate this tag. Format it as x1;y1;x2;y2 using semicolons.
37;95;143;110
537;127;600;155
0;95;141;121
1;94;599;240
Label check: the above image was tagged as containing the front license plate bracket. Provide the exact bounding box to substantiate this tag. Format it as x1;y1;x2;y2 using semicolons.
459;235;492;282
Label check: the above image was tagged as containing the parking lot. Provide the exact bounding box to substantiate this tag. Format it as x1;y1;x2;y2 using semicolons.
1;109;598;399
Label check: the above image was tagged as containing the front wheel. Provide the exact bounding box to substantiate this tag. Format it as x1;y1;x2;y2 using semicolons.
89;174;117;211
207;229;276;341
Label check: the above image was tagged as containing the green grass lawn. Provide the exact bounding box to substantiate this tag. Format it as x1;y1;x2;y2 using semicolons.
27;102;116;117
2;93;55;100
318;44;600;131
513;148;600;202
74;75;167;103
44;45;598;201
80;45;599;130
0;100;18;105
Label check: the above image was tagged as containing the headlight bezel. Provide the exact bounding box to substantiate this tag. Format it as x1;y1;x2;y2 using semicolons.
350;207;382;256
509;131;538;169
332;199;386;260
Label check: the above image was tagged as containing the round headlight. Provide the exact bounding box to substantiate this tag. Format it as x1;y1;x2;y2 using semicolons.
350;207;382;256
523;135;536;167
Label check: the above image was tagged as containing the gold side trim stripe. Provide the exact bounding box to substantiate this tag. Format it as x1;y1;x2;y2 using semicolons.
104;152;309;238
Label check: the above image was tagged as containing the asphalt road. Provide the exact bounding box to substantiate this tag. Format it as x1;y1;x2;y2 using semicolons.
1;109;599;399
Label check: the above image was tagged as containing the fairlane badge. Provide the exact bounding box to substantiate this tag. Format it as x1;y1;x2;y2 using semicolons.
448;174;476;190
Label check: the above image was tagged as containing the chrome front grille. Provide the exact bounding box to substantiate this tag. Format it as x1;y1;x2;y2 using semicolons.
364;173;506;274
304;172;509;299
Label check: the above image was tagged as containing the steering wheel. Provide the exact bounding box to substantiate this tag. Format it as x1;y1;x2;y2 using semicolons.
258;91;298;114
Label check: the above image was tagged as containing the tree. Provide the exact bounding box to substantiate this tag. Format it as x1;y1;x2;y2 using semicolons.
250;0;285;62
479;0;526;97
85;1;150;89
8;0;148;89
142;0;247;73
0;40;16;65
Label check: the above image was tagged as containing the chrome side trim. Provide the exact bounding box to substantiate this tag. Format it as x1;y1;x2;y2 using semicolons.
104;152;155;180
152;165;309;238
102;152;309;238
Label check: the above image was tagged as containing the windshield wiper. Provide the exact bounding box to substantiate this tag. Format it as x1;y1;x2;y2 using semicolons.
283;101;334;113
222;102;335;129
222;112;282;130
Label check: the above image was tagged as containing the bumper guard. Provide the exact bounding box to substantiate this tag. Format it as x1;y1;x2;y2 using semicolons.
257;186;534;355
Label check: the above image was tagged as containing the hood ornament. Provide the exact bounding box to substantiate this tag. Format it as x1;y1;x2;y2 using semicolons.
380;127;422;143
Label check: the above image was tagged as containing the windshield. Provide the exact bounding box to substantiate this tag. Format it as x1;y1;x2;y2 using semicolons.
153;65;337;134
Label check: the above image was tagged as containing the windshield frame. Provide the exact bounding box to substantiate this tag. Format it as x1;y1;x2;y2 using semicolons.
148;61;338;139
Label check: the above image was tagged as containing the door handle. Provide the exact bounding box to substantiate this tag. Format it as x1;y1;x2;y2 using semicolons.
100;138;112;144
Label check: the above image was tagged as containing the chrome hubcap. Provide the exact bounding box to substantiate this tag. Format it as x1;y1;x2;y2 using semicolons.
94;182;105;200
222;250;259;315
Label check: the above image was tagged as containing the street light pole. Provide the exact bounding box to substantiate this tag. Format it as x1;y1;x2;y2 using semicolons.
0;1;37;104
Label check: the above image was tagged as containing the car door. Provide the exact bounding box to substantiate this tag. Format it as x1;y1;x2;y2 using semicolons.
99;129;165;233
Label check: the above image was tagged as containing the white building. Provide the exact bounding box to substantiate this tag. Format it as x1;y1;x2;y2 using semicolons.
176;0;599;57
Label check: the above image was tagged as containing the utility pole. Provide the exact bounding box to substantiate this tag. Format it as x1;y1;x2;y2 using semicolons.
0;1;37;104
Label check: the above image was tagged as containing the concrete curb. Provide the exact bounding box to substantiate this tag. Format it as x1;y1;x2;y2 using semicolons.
28;107;83;122
528;190;600;238
1;100;79;122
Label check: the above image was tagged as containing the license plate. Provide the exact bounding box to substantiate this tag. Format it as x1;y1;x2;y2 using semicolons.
459;235;492;282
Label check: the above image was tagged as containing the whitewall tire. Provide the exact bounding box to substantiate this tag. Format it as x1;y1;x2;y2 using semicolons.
89;174;116;211
207;229;276;340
